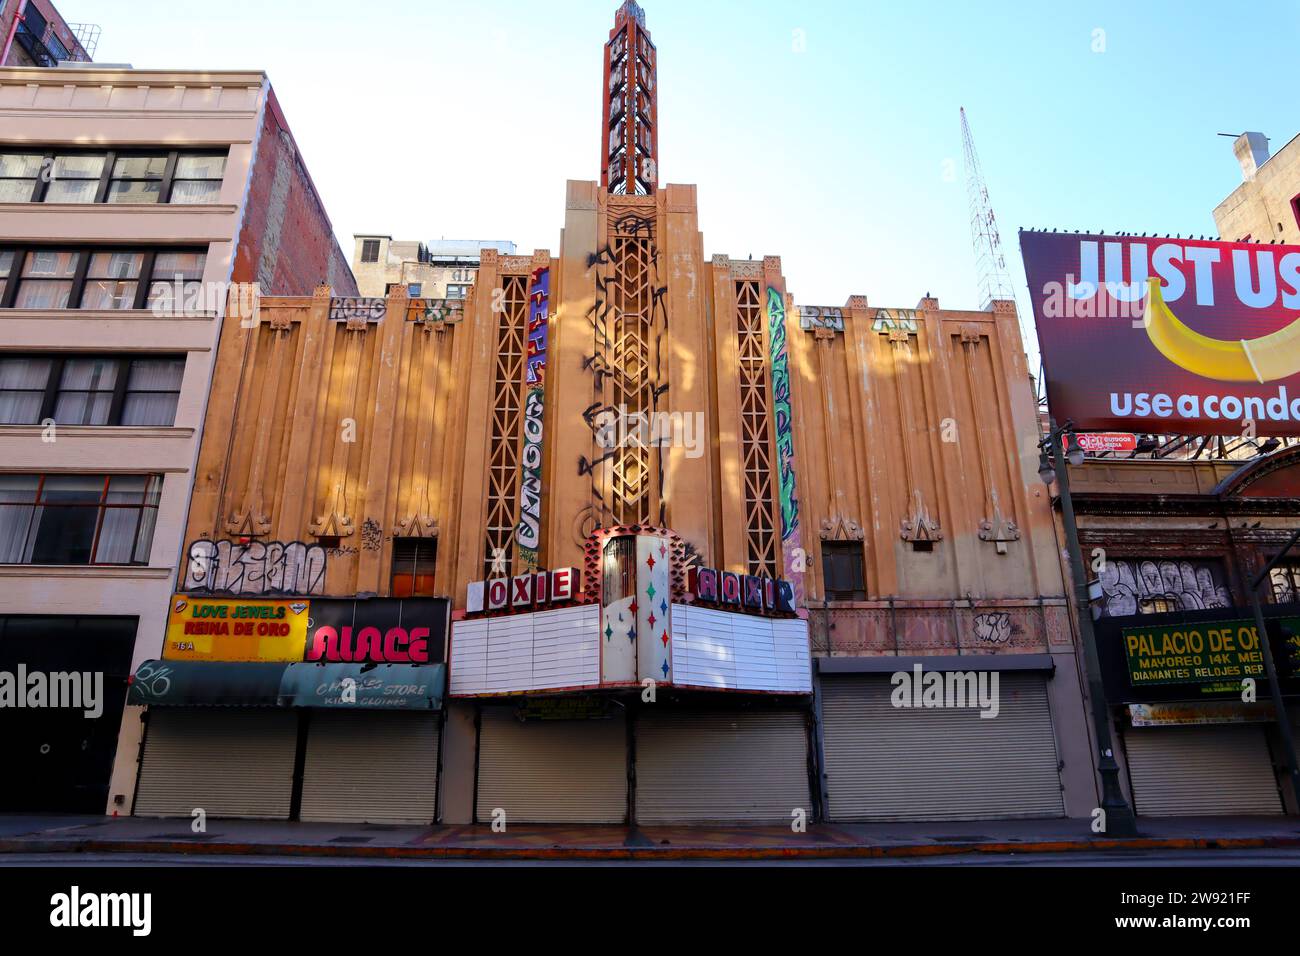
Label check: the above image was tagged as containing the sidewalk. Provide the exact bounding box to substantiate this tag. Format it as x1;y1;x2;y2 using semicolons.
3;814;1300;861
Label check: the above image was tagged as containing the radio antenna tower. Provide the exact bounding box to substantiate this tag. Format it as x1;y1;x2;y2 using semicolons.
960;107;1039;396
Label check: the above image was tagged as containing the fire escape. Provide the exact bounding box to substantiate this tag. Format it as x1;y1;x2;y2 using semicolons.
11;6;93;66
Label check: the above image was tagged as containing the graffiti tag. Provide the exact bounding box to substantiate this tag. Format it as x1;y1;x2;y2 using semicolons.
184;539;328;596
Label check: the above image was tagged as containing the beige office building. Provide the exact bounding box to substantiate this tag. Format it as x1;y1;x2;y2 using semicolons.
0;64;354;813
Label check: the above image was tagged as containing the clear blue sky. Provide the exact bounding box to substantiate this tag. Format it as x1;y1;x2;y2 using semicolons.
54;0;1300;365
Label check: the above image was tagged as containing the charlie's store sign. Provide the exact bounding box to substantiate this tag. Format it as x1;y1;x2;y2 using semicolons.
165;596;309;662
1123;619;1267;689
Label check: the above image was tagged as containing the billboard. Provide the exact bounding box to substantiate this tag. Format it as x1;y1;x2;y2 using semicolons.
1021;231;1300;436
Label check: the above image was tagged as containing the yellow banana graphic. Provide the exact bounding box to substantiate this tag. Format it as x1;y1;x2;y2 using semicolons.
1143;277;1300;383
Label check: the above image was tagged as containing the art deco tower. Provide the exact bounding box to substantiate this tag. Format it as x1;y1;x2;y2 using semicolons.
600;0;658;196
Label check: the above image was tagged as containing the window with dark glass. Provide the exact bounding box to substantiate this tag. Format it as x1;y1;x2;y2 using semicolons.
0;355;184;427
822;542;866;601
0;247;206;311
391;538;437;598
0;149;227;205
361;240;380;263
0;474;162;566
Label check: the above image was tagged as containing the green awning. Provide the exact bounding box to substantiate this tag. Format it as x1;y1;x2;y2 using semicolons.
129;661;446;711
279;663;446;711
128;660;289;708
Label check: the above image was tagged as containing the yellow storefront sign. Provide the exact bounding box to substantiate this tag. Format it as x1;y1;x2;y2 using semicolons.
164;595;310;662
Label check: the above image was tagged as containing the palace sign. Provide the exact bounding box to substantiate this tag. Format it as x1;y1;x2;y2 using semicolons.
1021;231;1300;437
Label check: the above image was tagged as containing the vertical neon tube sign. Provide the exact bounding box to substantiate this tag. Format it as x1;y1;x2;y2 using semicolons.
515;267;550;571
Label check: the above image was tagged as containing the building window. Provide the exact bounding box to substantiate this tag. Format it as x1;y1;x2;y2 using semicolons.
1138;596;1178;615
0;250;13;303
0;153;44;203
361;240;381;263
447;283;470;300
601;537;636;606
13;249;79;309
107;154;168;205
0;474;162;566
408;283;422;298
146;251;207;309
46;154;107;204
0;149;227;205
822;542;866;601
81;251;143;310
0;247;206;311
168;154;226;204
1292;194;1300;232
391;538;437;597
1271;563;1300;604
0;355;184;427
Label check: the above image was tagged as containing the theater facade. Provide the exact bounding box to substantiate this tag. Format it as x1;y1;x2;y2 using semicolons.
118;1;1097;824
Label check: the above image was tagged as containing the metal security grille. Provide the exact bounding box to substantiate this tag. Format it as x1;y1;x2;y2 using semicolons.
607;210;657;526
299;712;440;825
476;708;628;824
1124;725;1283;817
634;711;810;823
133;709;297;820
484;274;528;579
820;674;1065;821
735;280;778;577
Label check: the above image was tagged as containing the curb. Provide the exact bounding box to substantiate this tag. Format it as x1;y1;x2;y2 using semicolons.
3;834;1300;861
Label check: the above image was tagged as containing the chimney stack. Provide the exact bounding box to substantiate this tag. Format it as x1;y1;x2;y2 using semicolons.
1233;132;1270;181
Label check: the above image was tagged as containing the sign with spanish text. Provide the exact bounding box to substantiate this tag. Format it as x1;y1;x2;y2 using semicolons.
1122;618;1267;690
1021;231;1300;437
165;595;309;663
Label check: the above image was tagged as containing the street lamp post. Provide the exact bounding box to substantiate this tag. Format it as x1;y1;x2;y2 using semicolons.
1041;418;1138;836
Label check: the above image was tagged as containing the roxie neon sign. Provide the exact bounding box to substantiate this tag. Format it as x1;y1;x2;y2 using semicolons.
466;567;583;616
688;567;796;617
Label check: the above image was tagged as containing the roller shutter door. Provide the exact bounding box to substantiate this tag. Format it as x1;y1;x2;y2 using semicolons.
476;708;627;823
821;674;1064;821
134;709;297;820
1124;725;1282;817
299;712;440;825
634;711;809;824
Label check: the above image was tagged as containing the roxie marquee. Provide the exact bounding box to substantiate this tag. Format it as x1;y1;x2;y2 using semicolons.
466;567;582;616
688;567;796;617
